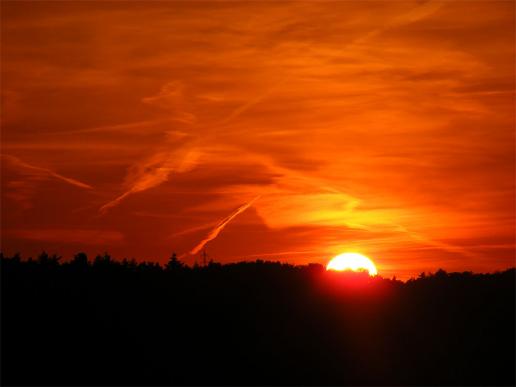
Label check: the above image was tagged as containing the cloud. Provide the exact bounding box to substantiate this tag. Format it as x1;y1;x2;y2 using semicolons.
99;147;200;214
189;196;260;255
98;72;284;216
93;0;444;220
142;81;198;124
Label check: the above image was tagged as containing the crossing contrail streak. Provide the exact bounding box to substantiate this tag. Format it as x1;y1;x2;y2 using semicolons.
190;196;261;255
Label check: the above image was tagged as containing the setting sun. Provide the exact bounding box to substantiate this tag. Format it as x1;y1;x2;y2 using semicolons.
326;253;378;276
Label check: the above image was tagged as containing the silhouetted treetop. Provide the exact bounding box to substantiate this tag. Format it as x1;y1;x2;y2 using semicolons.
165;253;184;271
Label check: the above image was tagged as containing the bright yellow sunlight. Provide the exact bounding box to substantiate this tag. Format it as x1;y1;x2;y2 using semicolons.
326;253;378;276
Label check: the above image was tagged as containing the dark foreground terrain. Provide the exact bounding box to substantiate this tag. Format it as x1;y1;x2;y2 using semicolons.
1;252;514;386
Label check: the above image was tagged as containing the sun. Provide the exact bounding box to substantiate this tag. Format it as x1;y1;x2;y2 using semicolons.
326;252;378;276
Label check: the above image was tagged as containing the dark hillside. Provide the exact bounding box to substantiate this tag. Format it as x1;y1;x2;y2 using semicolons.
1;253;514;386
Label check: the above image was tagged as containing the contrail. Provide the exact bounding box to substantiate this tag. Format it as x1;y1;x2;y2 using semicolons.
1;154;93;189
351;0;443;46
391;223;480;259
218;78;288;127
189;196;261;255
46;119;170;135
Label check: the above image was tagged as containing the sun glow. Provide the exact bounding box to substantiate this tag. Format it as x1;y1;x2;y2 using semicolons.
326;253;378;276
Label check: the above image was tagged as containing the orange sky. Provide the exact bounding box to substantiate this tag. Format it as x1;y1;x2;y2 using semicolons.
1;0;514;279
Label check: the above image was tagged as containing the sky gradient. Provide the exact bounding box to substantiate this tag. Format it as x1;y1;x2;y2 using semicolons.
1;0;514;279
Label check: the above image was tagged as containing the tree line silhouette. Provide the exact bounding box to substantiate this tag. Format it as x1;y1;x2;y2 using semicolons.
1;252;514;386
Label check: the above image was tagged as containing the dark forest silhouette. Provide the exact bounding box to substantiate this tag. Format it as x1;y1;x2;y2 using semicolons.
1;252;514;386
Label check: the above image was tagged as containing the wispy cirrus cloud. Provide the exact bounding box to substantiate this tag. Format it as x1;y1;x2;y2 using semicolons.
98;73;280;214
96;0;446;221
99;146;200;214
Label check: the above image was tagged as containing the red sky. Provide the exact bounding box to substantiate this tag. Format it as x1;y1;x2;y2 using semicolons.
1;0;514;279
